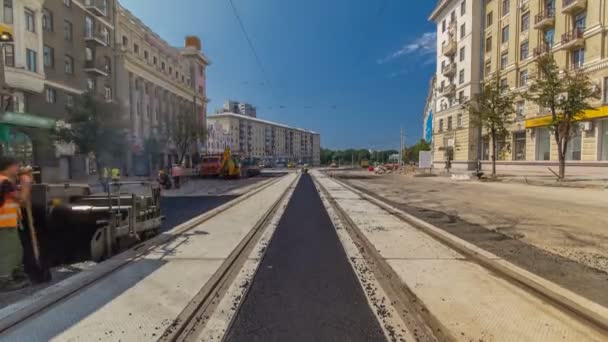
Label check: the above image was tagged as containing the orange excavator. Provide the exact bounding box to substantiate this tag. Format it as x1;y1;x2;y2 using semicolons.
220;147;241;179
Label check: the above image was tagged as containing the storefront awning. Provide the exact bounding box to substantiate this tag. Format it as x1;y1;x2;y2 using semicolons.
525;105;608;128
0;112;56;129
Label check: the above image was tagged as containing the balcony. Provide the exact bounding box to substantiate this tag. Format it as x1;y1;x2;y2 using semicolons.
561;28;585;50
562;0;587;14
533;43;553;58
441;84;456;97
442;39;457;57
84;30;109;46
534;9;555;29
442;63;456;77
84;60;109;76
84;0;107;16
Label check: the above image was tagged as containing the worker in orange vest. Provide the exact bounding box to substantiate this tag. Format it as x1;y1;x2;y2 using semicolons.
0;156;32;292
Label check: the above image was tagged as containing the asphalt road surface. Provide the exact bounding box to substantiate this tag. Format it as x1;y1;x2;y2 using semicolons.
226;175;385;342
160;195;237;232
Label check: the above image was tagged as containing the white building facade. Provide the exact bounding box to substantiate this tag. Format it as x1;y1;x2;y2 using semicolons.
429;0;483;170
207;112;320;166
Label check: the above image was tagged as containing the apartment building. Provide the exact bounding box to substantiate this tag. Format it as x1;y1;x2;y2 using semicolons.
207;112;321;166
429;0;484;170
218;100;257;117
0;0;117;181
115;4;209;176
482;0;608;172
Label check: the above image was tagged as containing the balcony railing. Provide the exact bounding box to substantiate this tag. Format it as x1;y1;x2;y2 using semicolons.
84;29;109;46
442;39;457;57
440;84;456;96
533;43;553;57
561;28;585;50
83;0;107;16
442;63;457;77
562;0;587;13
84;60;109;76
533;9;555;29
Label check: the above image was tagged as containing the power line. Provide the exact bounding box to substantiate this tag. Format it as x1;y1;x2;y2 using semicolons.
228;0;270;86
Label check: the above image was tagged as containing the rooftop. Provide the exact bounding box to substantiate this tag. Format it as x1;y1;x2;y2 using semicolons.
208;112;319;135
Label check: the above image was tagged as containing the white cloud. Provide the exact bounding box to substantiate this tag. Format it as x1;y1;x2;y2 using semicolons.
378;32;437;64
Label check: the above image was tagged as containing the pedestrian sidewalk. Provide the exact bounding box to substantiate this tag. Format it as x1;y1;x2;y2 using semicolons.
314;171;607;341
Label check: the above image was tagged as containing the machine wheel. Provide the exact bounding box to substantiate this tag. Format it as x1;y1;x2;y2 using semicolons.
90;227;106;262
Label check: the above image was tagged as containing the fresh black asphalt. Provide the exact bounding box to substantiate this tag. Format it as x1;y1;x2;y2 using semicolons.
226;174;385;342
160;195;237;232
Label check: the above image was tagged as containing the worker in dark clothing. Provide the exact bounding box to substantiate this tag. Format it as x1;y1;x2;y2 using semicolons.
0;156;31;292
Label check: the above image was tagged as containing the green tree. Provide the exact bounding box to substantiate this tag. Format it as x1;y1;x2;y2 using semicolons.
54;92;127;177
171;111;206;165
403;139;431;163
465;73;515;176
526;54;595;180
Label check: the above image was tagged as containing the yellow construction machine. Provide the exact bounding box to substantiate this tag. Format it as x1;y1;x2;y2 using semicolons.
220;147;241;179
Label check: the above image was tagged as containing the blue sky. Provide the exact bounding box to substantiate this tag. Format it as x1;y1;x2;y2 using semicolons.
120;0;437;150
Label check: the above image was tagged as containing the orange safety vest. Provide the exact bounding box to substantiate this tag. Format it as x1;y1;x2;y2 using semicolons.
0;175;19;228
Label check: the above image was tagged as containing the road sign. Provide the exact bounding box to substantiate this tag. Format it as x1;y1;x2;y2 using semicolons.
419;151;432;169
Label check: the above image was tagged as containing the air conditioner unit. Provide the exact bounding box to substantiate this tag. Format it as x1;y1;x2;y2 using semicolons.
580;121;593;132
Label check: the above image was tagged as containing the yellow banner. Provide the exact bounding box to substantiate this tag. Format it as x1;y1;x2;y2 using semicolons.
525;105;608;128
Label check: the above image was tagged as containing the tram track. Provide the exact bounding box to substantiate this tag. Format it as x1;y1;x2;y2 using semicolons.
0;175;286;335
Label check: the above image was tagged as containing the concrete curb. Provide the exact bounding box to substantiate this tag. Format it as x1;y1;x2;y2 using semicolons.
0;175;286;334
329;175;608;332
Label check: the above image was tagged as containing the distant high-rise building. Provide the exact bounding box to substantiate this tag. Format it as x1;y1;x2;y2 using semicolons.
220;100;257;117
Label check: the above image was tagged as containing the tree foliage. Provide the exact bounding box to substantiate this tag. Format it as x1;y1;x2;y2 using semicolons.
170;111;206;165
526;53;595;179
465;73;515;176
54;92;127;170
402;139;431;163
320;148;400;166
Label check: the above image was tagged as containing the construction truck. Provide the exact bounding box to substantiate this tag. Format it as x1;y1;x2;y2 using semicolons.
220;147;241;179
360;159;370;168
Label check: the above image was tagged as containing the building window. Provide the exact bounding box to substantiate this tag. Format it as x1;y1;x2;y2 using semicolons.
604;77;608;104
600;120;608;160
63;0;71;7
457;113;463;127
101;27;109;45
544;29;555;47
133;43;139;54
482;136;490;160
451;11;456;22
104;56;111;73
43;45;54;67
26;49;36;72
153;56;157;65
442;19;446;33
460;47;465;62
502;25;509;43
3;0;13;24
536;127;551;160
169;66;172;74
447;116;453;130
566;127;582;160
513;131;526;160
45;88;56;103
485;61;491;76
439;119;444;132
516;100;525;117
25;8;35;32
486;11;493;27
85;47;93;61
161;62;165;70
520;41;529;60
502;0;510;15
64;55;74;74
500;78;508;93
87;78;95;91
460;23;465;39
3;44;14;67
574;12;586;30
459;69;465;84
122;36;128;46
461;0;466;15
144;50;148;60
64;20;73;41
521;12;530;32
199;65;204;76
572;48;584;69
66;94;74;108
485;36;492;52
500;52;508;70
519;70;528;87
105;86;112;101
42;8;53;32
